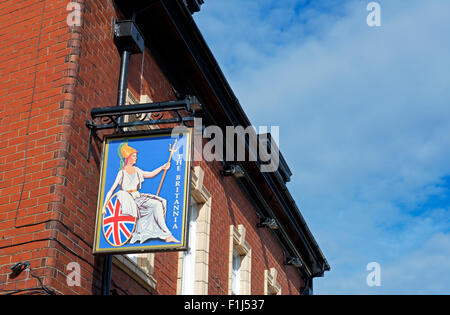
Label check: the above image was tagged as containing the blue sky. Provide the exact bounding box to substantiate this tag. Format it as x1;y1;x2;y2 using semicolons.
194;0;450;294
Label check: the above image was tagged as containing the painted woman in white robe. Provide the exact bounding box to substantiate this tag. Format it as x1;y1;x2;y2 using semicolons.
102;143;179;244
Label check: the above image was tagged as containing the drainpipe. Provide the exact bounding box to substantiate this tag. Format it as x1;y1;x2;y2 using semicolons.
101;13;144;296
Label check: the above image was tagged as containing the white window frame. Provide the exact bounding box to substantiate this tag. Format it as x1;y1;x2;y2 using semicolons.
177;166;212;295
264;267;281;295
228;225;252;295
181;200;198;295
231;248;242;295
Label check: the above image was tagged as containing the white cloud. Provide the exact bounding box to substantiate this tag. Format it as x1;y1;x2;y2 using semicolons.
195;0;450;294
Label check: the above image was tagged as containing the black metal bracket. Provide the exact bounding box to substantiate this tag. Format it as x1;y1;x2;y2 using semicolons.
9;261;30;279
257;217;279;230
85;97;199;161
284;256;303;268
185;0;205;14
220;163;245;178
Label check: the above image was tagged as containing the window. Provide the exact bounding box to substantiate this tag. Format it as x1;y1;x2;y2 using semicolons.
112;254;156;292
124;89;155;131
176;166;212;295
127;254;139;264
231;249;242;295
181;201;198;295
228;225;252;295
264;268;281;295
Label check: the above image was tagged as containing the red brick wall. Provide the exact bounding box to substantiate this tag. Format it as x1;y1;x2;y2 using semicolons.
0;0;94;294
0;0;303;295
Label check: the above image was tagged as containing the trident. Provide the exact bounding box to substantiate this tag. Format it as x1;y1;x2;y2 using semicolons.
156;139;178;196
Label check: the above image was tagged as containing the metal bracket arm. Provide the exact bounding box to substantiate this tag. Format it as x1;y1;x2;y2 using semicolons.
85;98;197;161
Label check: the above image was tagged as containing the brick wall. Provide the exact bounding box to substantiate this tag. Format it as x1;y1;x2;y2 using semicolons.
0;0;94;294
0;0;303;295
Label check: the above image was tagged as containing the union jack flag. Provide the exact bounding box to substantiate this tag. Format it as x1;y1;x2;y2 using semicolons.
102;196;136;247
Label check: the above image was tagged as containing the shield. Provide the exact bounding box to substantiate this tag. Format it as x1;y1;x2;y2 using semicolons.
102;193;136;247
